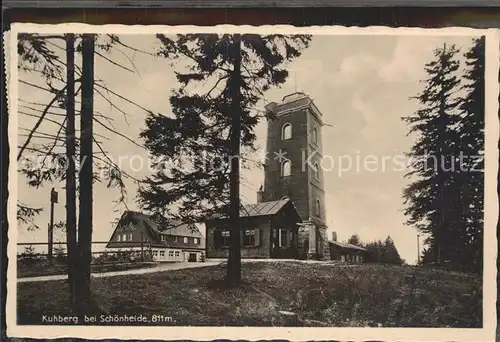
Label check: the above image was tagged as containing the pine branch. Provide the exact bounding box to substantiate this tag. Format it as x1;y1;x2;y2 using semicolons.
17;85;67;160
40;117;67;169
19;111;66;129
94;82;152;113
94;86;130;125
94;116;143;149
95;50;135;74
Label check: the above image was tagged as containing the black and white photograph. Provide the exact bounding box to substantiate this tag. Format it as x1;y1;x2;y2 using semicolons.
6;24;498;341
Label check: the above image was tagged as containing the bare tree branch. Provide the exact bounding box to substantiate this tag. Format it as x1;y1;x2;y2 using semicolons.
17;85;67;160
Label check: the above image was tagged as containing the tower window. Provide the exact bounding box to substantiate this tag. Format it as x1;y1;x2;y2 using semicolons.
313;127;318;145
282;123;292;140
314;162;320;180
281;160;291;177
316;198;321;217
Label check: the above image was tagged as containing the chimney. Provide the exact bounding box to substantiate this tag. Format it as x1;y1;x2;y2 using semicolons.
331;231;337;242
257;185;264;203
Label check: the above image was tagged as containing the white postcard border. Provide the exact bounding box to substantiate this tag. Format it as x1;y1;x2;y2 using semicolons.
6;23;499;341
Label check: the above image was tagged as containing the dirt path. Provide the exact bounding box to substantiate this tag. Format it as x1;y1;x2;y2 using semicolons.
17;261;220;283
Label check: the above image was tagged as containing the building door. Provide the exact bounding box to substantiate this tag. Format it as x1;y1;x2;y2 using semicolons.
188;253;197;262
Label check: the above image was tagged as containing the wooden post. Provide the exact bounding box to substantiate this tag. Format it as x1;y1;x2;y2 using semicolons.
140;232;144;261
48;187;57;264
417;234;420;265
307;223;316;260
47;223;52;263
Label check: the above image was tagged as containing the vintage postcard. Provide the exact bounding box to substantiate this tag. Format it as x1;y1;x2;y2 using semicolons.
5;23;499;341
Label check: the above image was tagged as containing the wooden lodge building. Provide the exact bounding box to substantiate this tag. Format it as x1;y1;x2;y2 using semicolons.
106;211;205;262
205;199;302;259
205;92;367;263
329;232;366;262
205;199;367;262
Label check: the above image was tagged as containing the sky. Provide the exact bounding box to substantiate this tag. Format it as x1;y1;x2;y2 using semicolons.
15;33;479;264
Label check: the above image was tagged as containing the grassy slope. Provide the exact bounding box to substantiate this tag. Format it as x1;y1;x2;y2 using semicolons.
17;261;482;327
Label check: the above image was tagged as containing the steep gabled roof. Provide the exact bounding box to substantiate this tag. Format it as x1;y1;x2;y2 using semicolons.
330;240;367;252
149;212;202;237
206;198;302;224
240;199;289;217
118;211;203;238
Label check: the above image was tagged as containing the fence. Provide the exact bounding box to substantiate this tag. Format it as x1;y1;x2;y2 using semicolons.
17;241;154;267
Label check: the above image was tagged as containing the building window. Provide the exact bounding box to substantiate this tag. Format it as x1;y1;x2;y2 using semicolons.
161;235;166;241
281;160;291;177
313;127;318;145
278;229;288;248
117;234;121;242
316;198;321;217
121;234;128;241
244;229;256;246
314;162;320;180
169;251;174;257
221;230;230;247
173;236;177;243
159;250;165;257
183;237;188;244
175;251;180;257
281;123;292;140
153;250;158;257
194;238;199;244
128;233;132;241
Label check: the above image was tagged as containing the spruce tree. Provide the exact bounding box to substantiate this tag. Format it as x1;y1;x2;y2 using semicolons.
402;43;462;267
457;37;485;273
383;236;403;265
138;34;311;284
347;234;361;246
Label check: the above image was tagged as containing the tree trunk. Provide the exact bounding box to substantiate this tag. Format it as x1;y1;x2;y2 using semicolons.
227;34;242;285
436;45;447;266
65;33;78;310
76;34;95;313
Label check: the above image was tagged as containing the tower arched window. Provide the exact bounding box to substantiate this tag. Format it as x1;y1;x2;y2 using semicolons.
313;127;318;145
282;123;292;140
314;162;320;180
281;160;291;177
315;198;321;217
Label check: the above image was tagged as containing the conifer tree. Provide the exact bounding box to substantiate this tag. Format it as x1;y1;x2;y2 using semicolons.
347;234;361;246
383;236;403;265
363;237;403;265
402;43;462;267
138;33;311;284
456;37;485;273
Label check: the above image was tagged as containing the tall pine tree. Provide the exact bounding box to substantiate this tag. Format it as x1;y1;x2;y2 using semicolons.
402;43;462;267
456;37;485;273
139;34;311;284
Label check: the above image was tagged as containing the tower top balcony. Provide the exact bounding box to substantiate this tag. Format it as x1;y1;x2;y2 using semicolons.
281;92;308;103
264;91;323;124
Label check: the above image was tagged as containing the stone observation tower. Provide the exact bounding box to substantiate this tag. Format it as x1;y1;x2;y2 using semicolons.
258;92;330;260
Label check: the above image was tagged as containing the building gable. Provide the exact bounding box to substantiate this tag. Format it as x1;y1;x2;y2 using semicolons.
106;211;205;250
106;211;161;248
